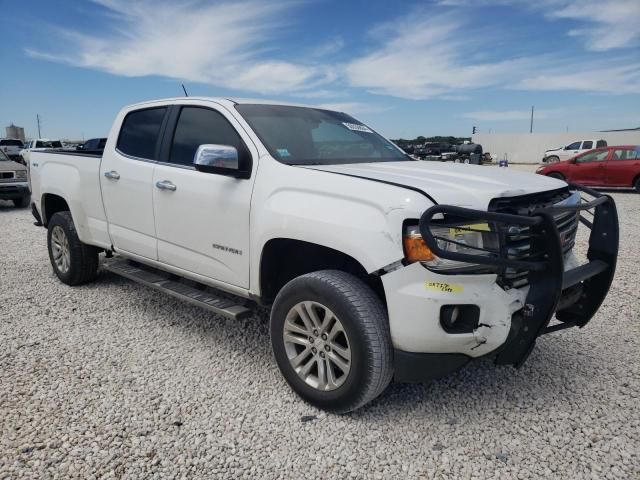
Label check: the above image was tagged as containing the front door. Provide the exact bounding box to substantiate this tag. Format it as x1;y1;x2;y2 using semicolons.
569;148;610;185
100;106;168;260
152;105;256;288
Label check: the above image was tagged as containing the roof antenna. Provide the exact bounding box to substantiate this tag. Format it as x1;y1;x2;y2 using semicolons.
181;83;189;97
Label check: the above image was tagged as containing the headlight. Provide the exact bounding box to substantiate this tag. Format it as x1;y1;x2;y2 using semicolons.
15;170;27;179
403;223;498;274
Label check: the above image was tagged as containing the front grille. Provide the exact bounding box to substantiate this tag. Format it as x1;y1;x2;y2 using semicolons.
491;188;580;289
0;171;15;181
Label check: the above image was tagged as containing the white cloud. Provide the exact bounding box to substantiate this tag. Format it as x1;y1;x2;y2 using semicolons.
344;13;532;100
439;0;640;51
515;63;640;94
458;109;556;121
311;38;345;57
26;0;333;94
547;1;640;51
25;0;640;100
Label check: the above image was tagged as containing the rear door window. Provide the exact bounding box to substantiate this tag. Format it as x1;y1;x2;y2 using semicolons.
117;107;167;160
169;106;248;167
596;140;607;148
582;141;593;149
612;149;639;161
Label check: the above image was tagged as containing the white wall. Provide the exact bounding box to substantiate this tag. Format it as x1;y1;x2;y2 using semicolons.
473;131;640;164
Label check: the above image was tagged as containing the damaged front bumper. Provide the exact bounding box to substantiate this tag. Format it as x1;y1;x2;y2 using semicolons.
386;185;618;382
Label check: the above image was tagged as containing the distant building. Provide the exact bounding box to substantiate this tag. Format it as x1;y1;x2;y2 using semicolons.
5;124;25;142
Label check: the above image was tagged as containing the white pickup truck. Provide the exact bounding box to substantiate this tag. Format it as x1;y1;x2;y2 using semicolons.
543;139;607;163
29;98;619;413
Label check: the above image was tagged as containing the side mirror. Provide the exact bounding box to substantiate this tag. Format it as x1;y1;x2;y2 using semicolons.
193;144;249;178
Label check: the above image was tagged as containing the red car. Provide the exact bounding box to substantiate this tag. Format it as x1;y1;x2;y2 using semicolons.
537;145;640;192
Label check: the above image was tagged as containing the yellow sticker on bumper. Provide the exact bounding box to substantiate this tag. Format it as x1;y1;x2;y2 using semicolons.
425;282;464;293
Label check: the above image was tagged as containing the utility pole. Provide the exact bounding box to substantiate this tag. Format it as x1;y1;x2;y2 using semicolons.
529;105;534;134
37;114;42;138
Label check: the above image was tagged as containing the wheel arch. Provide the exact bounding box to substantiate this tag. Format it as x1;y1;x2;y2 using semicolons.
41;193;70;226
259;238;386;306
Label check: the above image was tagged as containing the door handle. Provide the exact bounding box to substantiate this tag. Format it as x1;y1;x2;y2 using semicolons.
104;170;120;180
156;180;177;191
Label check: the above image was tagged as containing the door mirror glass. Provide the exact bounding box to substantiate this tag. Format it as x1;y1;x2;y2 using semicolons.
194;144;241;175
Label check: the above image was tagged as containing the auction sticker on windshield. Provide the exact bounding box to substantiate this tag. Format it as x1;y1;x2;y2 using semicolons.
342;122;373;133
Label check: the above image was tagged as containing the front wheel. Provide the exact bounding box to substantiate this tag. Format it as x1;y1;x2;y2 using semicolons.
546;156;559;163
47;211;99;285
270;270;393;413
634;177;640;193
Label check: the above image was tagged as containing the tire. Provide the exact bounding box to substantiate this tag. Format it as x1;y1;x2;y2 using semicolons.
47;211;99;286
12;195;30;208
634;177;640;193
270;270;393;413
546;156;559;163
547;172;565;181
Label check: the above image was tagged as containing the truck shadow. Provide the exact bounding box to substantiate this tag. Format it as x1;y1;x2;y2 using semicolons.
90;269;604;418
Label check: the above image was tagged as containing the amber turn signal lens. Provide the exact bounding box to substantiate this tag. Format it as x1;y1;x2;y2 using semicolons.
403;235;435;263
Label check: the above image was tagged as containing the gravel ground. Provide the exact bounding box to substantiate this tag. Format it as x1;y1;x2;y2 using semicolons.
1;192;639;480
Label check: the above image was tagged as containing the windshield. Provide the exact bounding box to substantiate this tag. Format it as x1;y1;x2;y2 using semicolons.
235;104;407;166
0;139;23;147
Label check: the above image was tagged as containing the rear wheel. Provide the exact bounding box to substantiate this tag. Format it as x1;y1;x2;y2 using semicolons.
270;270;393;413
47;211;99;285
547;172;565;181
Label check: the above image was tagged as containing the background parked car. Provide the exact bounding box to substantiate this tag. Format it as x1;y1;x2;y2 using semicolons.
536;145;640;191
543;139;607;163
19;139;63;165
0;138;25;161
0;149;30;207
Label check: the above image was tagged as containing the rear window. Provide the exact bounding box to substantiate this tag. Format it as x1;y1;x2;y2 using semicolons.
596;140;607;148
35;140;62;148
0;139;24;147
117;107;167;160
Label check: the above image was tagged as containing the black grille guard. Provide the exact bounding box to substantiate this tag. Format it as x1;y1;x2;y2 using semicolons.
418;184;619;367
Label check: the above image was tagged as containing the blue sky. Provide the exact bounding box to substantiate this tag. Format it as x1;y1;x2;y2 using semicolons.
1;0;639;140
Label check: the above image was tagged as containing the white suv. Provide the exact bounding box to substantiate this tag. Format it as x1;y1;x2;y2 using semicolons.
0;139;25;161
543;139;607;163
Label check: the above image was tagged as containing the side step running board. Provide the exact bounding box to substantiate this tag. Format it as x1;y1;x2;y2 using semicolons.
103;260;253;320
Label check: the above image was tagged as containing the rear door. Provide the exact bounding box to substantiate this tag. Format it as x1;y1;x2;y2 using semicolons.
606;147;640;187
569;148;610;185
152;104;256;288
100;106;169;260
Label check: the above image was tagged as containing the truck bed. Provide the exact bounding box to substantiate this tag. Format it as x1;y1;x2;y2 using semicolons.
30;150;111;249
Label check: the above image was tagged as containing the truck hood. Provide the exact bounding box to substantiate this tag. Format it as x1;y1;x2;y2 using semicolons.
0;160;27;172
301;161;566;208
